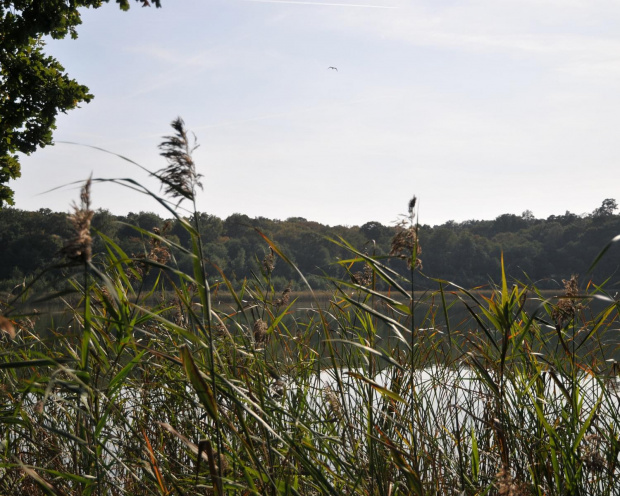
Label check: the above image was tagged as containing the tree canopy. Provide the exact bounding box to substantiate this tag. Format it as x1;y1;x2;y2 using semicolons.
0;0;161;207
1;201;620;294
593;198;618;218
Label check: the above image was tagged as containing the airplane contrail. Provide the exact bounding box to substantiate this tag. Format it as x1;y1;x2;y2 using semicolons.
242;0;396;8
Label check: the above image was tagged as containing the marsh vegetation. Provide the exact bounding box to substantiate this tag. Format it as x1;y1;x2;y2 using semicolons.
1;119;620;495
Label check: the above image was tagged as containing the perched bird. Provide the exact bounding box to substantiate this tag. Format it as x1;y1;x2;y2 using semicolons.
328;66;338;71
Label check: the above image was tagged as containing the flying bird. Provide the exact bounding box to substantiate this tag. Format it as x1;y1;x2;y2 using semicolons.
328;66;338;71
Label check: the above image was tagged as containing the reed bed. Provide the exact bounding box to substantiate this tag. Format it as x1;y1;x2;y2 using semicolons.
1;119;620;495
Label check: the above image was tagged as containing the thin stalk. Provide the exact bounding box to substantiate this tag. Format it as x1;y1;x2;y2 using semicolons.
191;204;224;492
408;199;421;492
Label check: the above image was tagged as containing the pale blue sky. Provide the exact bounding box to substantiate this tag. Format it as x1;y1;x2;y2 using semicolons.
13;0;620;226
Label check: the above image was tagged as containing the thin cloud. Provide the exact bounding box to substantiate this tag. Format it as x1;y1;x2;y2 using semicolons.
242;0;396;8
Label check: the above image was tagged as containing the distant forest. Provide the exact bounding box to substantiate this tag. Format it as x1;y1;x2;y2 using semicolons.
1;199;620;293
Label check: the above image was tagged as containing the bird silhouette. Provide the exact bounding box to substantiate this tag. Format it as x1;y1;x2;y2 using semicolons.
328;66;338;71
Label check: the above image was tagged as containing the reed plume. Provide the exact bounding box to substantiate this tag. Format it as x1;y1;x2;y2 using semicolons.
351;264;373;286
390;195;422;269
552;274;582;329
156;117;203;202
61;177;93;264
496;466;527;496
323;386;342;419
389;222;421;269
253;318;268;343
274;284;292;307
262;247;275;275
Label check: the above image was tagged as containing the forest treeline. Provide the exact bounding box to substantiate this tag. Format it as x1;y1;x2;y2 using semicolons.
2;199;620;293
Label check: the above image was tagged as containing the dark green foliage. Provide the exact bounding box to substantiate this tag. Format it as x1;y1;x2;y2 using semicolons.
2;202;620;293
593;198;618;218
0;208;70;290
419;207;620;288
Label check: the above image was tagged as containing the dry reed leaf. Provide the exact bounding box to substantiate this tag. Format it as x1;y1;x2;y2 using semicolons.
157;421;209;461
0;316;15;339
20;462;68;496
142;429;168;494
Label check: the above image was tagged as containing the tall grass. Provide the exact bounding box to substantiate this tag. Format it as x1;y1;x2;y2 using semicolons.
1;119;619;495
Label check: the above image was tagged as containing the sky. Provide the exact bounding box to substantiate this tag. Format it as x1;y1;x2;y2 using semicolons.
12;0;620;227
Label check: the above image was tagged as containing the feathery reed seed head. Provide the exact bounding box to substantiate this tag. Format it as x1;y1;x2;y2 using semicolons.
274;284;292;307
389;222;422;269
130;225;172;279
214;322;227;336
408;195;417;217
157;117;203;202
552;275;582;329
253;318;268;343
262;248;276;275
389;196;422;268
323;386;342;419
496;466;527;496
352;264;373;286
582;434;606;472
62;178;93;264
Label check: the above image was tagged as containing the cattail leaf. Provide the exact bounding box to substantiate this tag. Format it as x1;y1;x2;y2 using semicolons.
547;369;571;403
327;339;406;371
572;390;603;452
500;252;509;306
180;344;218;421
470;427;479;482
157;422;210;462
107;351;145;398
131;303;208;348
327;236;412;299
17;464;67;496
254;228;314;294
467;353;500;397
324;276;412;315
335;256;369;265
116;221;193;255
80;286;92;371
267;297;297;334
91;176;190;221
58;141;151;174
190;234;212;331
527;387;562;486
334;288;412;345
240;465;260;494
438;283;452;345
461;301;500;353
212;262;249;321
509;305;541;356
34;469;96;485
43;424;89;447
346;371;407;403
375;427;423;494
588;234;620;272
576;304;615;351
203;439;223;496
0;357;74;369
